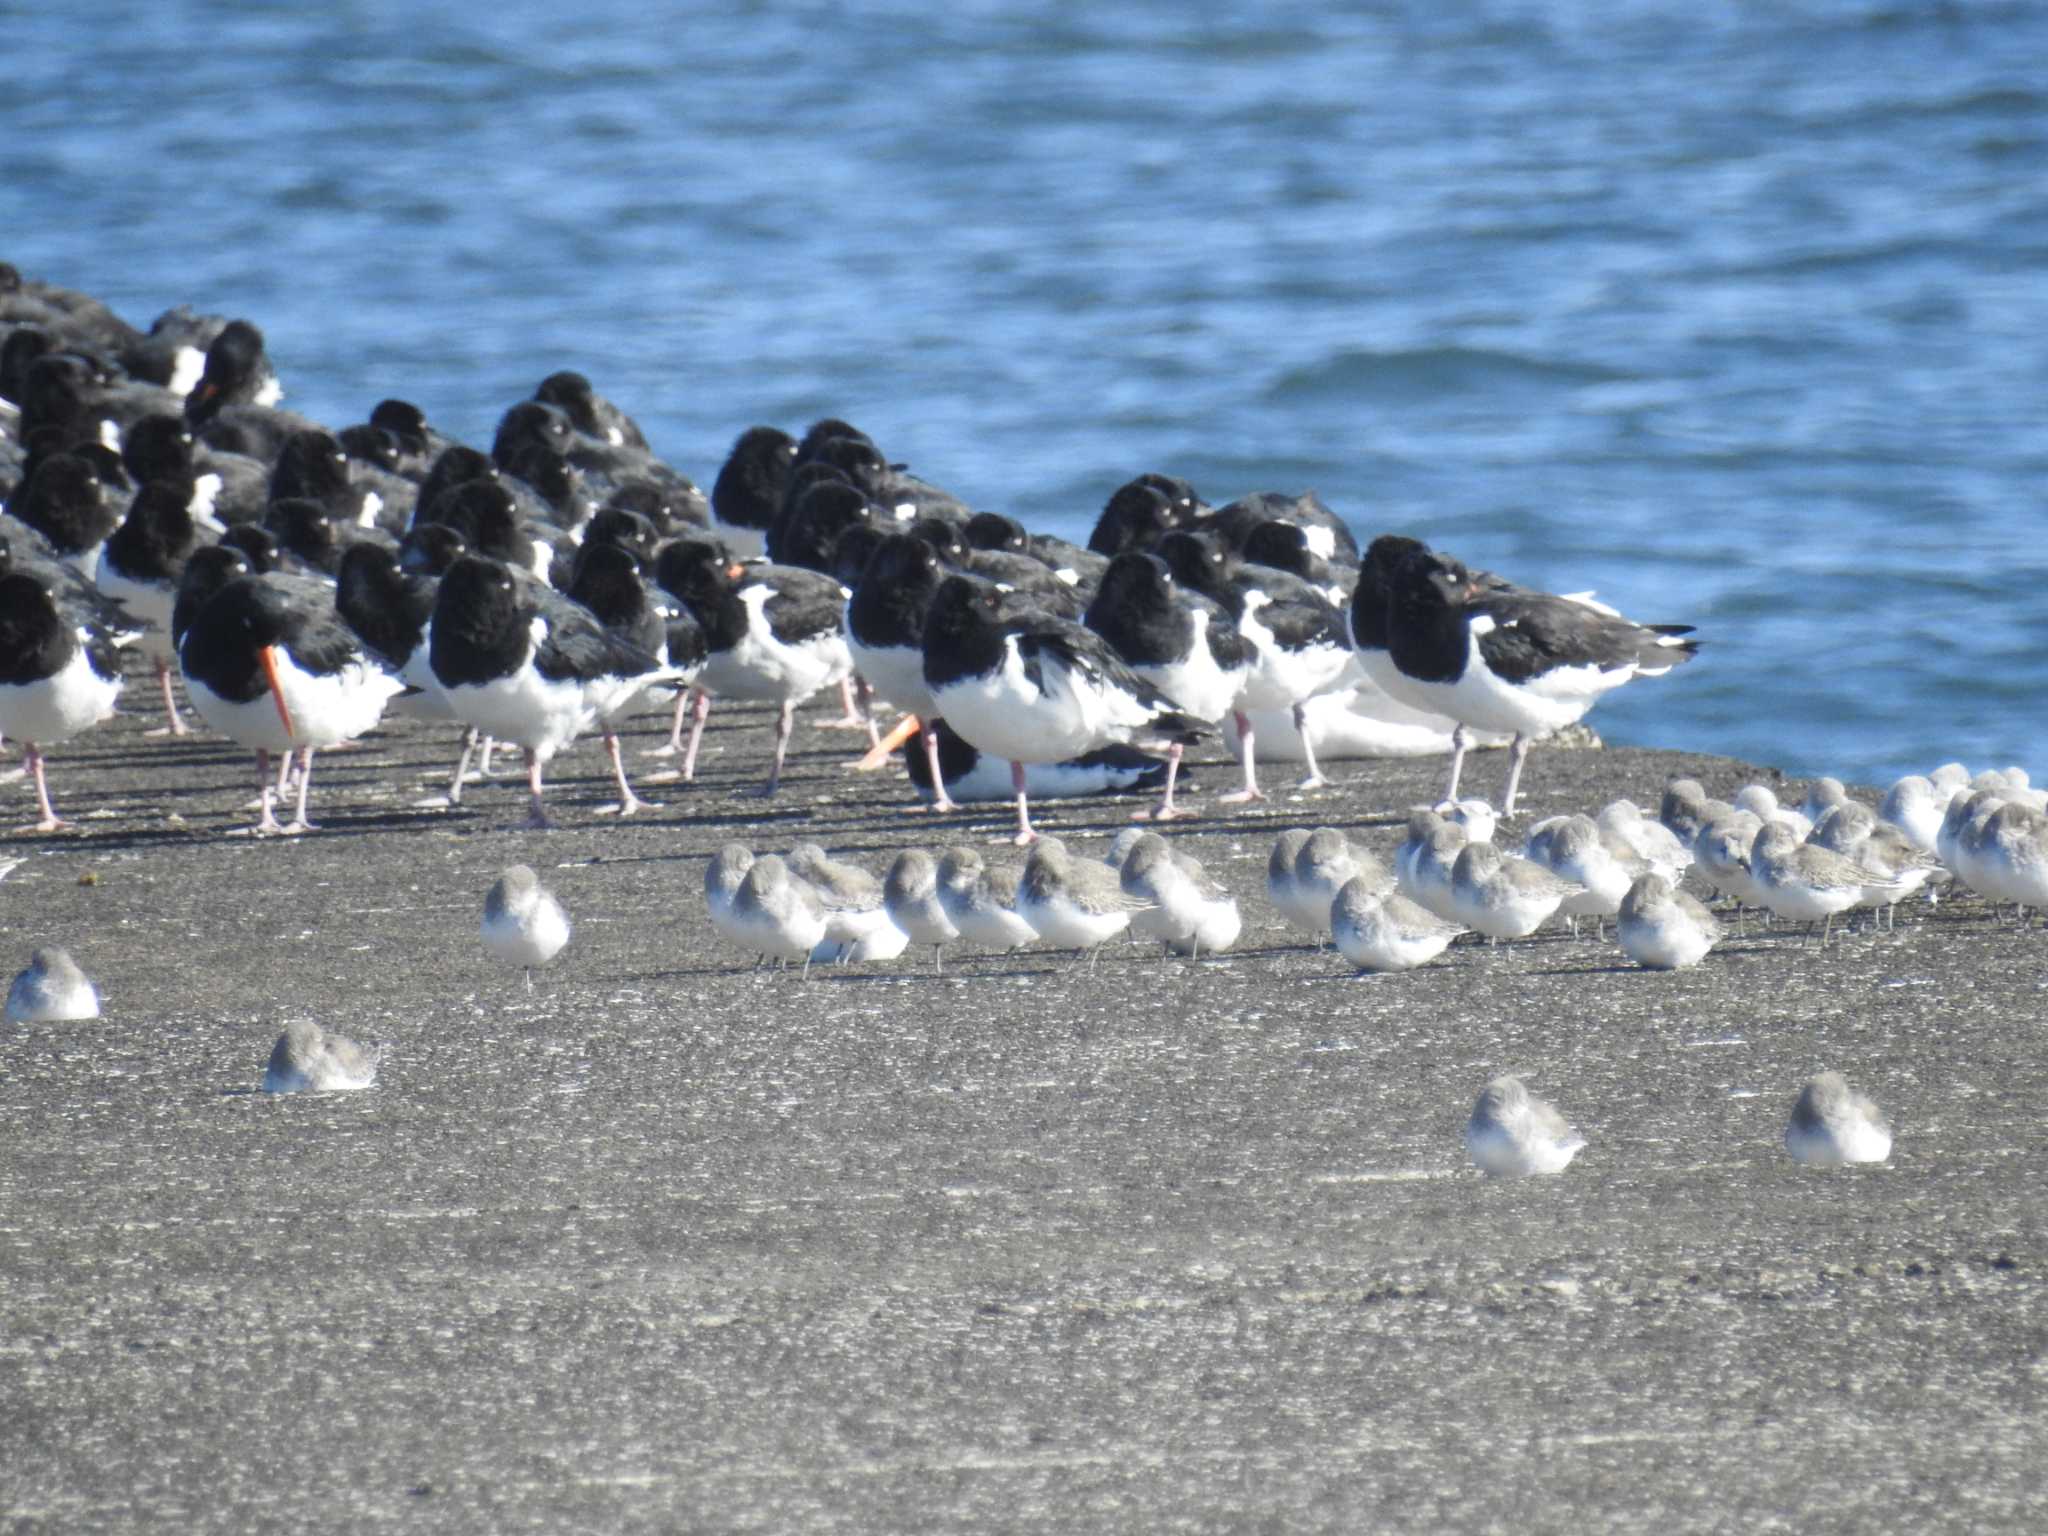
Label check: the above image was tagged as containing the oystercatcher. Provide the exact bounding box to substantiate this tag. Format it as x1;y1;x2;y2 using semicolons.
921;574;1204;844
176;555;405;834
1156;531;1351;801
565;541;703;815
424;554;677;827
0;544;129;831
1083;550;1249;820
1382;544;1699;815
708;425;798;558
842;531;956;806
899;718;1182;808
93;479;202;733
652;540;853;796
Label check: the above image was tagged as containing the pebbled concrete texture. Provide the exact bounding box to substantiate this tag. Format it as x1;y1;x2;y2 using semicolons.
2;693;2043;1533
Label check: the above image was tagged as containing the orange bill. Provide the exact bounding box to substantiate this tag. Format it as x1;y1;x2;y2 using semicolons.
850;712;920;771
259;645;296;739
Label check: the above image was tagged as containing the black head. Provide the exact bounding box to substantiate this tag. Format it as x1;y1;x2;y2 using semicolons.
581;506;660;569
806;435;888;497
906;515;966;563
415;445;499;526
21;352;99;439
711;426;798;532
533;370;601;431
504;442;581;515
398;520;469;576
1154;530;1233;601
796;417;872;463
1240;519;1315;578
435;554;528;631
11;453;116;554
0;572;64;685
271;429;351;502
369;398;432;453
1133;472;1203;520
653;538;738;606
0;325;54;406
107;479;199;574
337;422;402;472
1389;546;1476;619
489;399;573;469
566;540;649;626
219;522;281;573
1092;550;1175;611
121;411;197;483
183;320;266;424
859;530;945;592
963;511;1027;554
830;523;887;586
171;544;256;644
1089;481;1175;556
267;497;343;572
1362;534;1430;580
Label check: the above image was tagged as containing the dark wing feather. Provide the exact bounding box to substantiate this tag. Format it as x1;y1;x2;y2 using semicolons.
755;564;848;646
1473;591;1700;683
530;583;663;683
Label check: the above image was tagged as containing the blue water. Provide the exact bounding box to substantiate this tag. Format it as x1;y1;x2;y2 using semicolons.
7;0;2045;784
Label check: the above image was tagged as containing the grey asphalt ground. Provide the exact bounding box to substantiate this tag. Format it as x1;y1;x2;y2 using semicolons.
3;685;2043;1533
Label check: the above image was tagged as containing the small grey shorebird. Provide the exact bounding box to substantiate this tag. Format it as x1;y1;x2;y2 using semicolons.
1466;1075;1586;1176
262;1020;381;1093
481;864;571;988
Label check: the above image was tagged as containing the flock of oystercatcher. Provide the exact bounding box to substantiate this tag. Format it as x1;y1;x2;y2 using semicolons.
2;264;1699;844
5;266;2034;1174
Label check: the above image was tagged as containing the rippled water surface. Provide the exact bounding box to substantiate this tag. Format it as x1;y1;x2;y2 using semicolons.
7;0;2045;783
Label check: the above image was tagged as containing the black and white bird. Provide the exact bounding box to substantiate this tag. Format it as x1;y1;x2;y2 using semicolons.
0;550;127;831
708;426;798;558
653;540;854;797
93;479;204;734
1083;550;1250;821
900;718;1185;807
921;574;1204;844
175;551;405;834
423;555;678;827
842;531;957;807
1156;531;1352;802
333;537;509;806
565;540;704;816
1379;543;1699;816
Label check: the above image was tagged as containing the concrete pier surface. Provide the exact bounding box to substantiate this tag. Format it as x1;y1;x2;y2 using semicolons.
3;696;2042;1532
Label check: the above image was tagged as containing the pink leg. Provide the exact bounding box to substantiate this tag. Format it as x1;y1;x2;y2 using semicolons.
251;749;286;836
1219;713;1264;804
1010;760;1037;846
603;730;656;815
1136;741;1191;821
860;676;881;750
282;746;317;834
680;690;711;780
23;743;65;832
924;718;957;813
523;748;551;829
817;674;868;730
644;688;691;757
753;700;795;797
447;728;478;806
1498;734;1532;818
1439;725;1470;808
1294;702;1330;790
150;658;188;737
